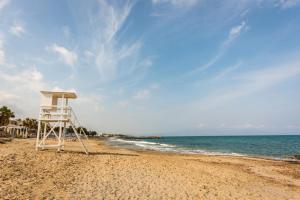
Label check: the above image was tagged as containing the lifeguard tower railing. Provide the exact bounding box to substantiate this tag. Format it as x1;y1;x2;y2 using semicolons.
36;104;89;154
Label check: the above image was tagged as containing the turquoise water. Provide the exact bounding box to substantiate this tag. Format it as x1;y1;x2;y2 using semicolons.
108;135;300;159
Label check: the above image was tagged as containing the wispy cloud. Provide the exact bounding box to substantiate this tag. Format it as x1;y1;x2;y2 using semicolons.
49;43;77;67
227;123;265;130
118;100;129;107
234;61;300;91
51;86;76;93
62;25;70;38
95;41;141;81
287;124;300;129
84;50;94;58
0;68;44;91
75;93;105;112
195;123;205;129
133;89;150;100
0;0;9;10
212;61;242;81
197;59;300;107
0;36;5;65
224;21;247;47
0;67;49;117
152;0;199;8
277;0;300;9
0;90;18;101
86;0;151;82
10;24;25;37
133;83;160;100
151;0;200;17
98;0;133;43
187;21;248;75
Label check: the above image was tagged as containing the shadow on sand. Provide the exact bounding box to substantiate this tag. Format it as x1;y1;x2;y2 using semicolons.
39;149;139;157
284;160;300;165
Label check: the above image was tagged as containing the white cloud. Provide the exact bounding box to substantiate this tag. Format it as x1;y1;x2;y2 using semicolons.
196;123;205;129
86;0;150;82
94;0;134;78
52;86;76;93
240;9;249;17
152;0;199;8
62;26;70;38
95;41;141;81
187;21;248;75
10;24;25;37
133;83;160;100
0;49;4;64
197;60;300;108
118;100;129;107
139;58;153;68
75;93;105;112
0;68;44;91
151;0;199;17
277;0;300;9
236;62;300;88
150;83;160;90
49;44;77;67
98;0;133;43
227;21;247;42
0;37;5;65
0;0;9;10
0;67;48;118
188;53;222;75
84;50;94;58
212;61;242;81
133;89;150;100
287;124;300;129
230;123;265;129
0;90;18;101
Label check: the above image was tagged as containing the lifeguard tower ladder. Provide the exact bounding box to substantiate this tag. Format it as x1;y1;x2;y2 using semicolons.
35;91;89;154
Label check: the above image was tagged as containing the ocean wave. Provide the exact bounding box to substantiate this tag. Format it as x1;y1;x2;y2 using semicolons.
112;139;157;145
107;138;244;156
108;138;177;151
106;138;300;162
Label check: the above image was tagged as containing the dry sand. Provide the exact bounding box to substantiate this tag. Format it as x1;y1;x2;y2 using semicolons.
0;138;299;200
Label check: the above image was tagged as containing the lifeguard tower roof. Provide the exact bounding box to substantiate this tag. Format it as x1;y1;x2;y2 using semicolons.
40;90;77;99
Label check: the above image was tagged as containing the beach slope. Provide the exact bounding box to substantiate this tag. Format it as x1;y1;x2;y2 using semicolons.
0;138;299;199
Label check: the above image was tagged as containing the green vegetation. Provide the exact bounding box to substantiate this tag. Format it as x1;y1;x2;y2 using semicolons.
0;106;15;126
22;118;38;129
0;105;98;137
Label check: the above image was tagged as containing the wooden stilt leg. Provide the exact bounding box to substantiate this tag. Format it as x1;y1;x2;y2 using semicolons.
42;122;47;149
58;121;62;152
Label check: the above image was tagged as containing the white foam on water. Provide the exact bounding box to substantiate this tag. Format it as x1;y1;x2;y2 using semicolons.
108;138;177;152
107;138;300;162
108;138;245;156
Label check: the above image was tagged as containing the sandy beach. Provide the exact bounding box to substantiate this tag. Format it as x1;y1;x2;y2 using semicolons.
0;138;299;200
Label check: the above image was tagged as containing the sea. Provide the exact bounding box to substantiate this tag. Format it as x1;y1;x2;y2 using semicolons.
107;135;300;160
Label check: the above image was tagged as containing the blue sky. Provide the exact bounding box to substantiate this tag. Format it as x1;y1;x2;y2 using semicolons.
0;0;300;135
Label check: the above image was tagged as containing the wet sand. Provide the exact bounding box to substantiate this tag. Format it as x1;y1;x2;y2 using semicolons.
0;138;299;200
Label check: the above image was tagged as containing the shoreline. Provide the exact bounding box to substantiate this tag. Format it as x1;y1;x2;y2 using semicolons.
104;137;300;163
1;138;300;199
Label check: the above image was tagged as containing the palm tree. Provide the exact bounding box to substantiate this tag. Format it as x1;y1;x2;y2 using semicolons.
0;106;15;126
22;118;38;129
77;126;88;135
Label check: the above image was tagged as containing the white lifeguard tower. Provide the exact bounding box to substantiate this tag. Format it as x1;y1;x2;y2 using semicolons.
35;91;89;154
